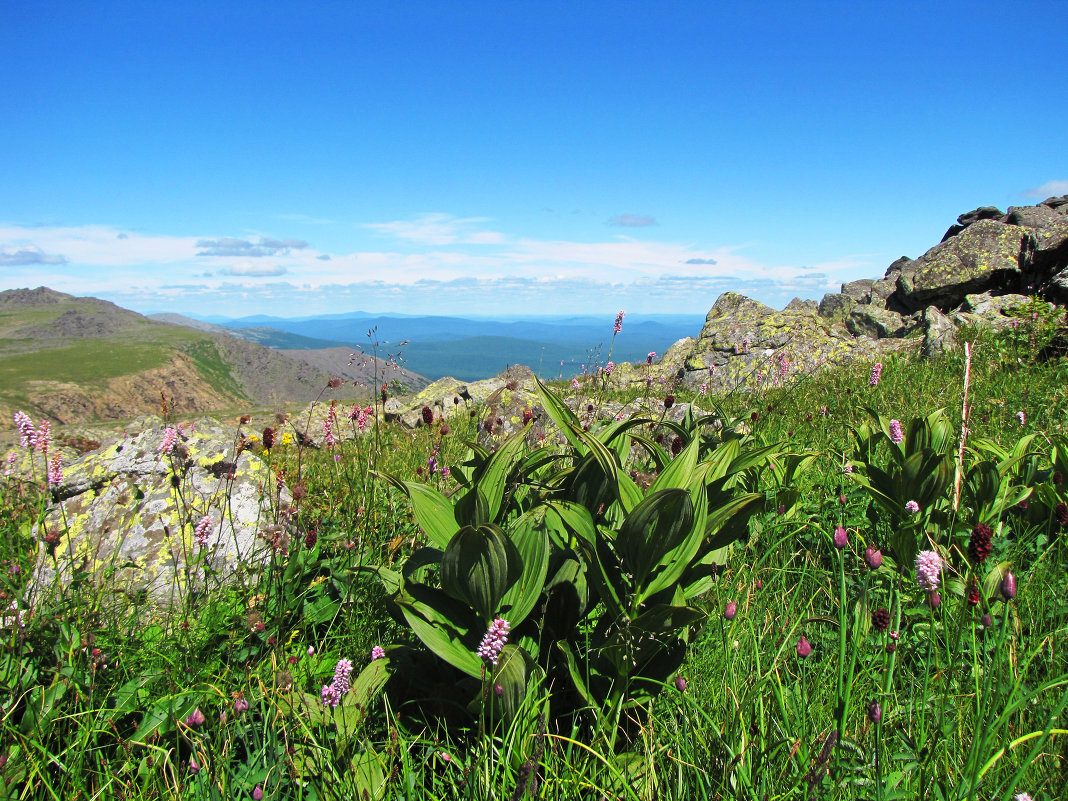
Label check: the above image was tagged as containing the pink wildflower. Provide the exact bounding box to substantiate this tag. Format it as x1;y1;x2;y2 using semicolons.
47;453;62;486
35;421;51;453
869;362;883;386
646;351;656;365
571;378;580;389
157;427;178;455
1016;411;1026;426
915;550;942;591
14;412;35;449
3;452;16;476
889;419;904;444
613;310;625;335
371;645;386;661
476;617;510;666
833;526;848;549
322;416;335;446
905;500;920;514
700;383;708;395
321;658;354;707
604;361;615;376
193;515;212;547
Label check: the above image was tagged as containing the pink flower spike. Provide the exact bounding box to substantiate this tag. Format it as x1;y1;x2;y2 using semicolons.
613;310;625;335
157;427;179;455
371;645;386;661
47;453;63;487
476;617;510;666
889;419;904;444
869;362;883;386
915;550;942;591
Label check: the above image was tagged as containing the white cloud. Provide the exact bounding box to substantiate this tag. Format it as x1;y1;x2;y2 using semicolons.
0;216;868;317
1022;180;1068;199
363;213;506;245
220;262;287;277
196;237;308;257
0;246;68;266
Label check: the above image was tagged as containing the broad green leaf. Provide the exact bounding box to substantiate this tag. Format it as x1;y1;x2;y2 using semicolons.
377;473;457;548
534;376;584;451
488;644;534;724
469;428;527;523
440;524;522;620
650;434;700;494
544;500;596;546
705;492;764;549
616;489;693;591
641;481;709;601
501;508;552;625
396;586;482;677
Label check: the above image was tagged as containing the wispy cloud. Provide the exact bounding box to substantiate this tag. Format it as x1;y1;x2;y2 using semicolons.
195;237;308;257
0;246;68;266
364;213;506;245
1022;179;1068;199
220;262;287;277
608;214;657;228
0;217;871;317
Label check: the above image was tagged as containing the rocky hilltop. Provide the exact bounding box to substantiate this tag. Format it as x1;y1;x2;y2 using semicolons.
616;194;1068;392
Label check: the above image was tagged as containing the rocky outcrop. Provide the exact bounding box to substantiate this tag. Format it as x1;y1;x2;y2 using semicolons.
821;196;1068;352
630;196;1068;390
28;420;289;607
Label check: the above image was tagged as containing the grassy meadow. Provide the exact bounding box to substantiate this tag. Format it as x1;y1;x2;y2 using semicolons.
1;315;1067;801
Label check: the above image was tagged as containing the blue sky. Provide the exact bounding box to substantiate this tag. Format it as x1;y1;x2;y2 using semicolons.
2;1;1066;318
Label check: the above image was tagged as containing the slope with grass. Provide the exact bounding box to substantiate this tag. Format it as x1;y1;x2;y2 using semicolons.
0;287;344;428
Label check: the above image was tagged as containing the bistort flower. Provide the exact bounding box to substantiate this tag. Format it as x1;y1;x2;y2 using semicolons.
915;550;942;591
476;617;510;667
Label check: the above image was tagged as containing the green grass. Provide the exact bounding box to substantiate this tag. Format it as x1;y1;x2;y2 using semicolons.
1;320;1066;800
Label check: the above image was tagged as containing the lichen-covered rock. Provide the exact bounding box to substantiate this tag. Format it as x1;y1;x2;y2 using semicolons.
29;421;290;607
960;292;1029;317
668;292;896;392
384;365;539;432
847;307;915;339
840;279;875;303
785;298;819;313
817;292;855;321
921;307;958;358
896;220;1034;311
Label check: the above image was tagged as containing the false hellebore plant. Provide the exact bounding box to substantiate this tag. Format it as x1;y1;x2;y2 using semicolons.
350;378;790;753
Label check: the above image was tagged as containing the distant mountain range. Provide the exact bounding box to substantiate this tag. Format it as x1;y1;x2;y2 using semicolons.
0;288;427;429
154;310;706;381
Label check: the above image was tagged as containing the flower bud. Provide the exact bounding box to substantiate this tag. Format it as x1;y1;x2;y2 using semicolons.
723;601;737;620
674;675;687;692
867;700;882;723
864;547;883;569
833;526;848;549
927;590;941;610
796;636;812;658
1001;571;1017;600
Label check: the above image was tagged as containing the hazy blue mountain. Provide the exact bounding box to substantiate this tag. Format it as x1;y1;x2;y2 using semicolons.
177;311;706;381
